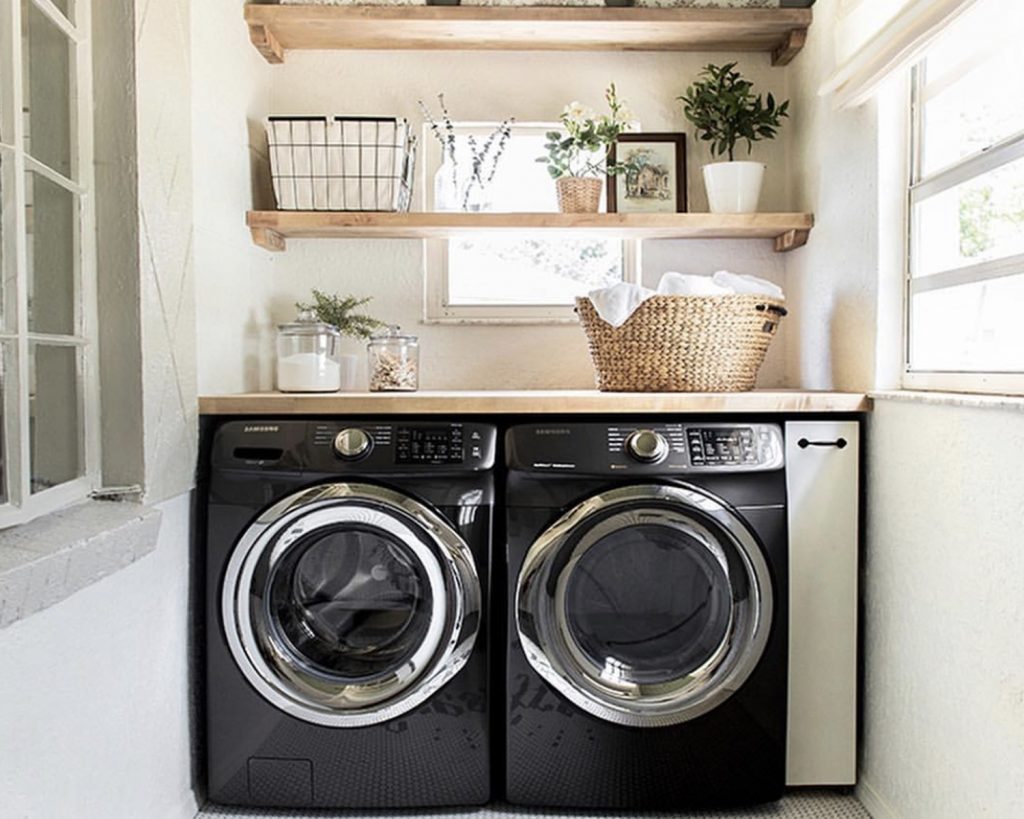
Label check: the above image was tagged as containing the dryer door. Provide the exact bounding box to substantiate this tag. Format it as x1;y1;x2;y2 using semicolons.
222;482;480;727
516;484;772;727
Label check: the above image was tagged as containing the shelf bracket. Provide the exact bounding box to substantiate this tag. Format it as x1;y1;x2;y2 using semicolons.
771;28;806;67
774;228;809;253
249;23;284;64
251;226;286;252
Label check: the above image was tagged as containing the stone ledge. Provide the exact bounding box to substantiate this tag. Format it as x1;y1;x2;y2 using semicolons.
0;500;163;629
871;390;1024;413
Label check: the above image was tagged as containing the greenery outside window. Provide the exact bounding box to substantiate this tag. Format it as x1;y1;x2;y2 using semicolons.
905;3;1024;393
0;0;99;526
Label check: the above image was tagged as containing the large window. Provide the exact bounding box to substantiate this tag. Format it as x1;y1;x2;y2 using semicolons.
424;123;638;323
906;1;1024;392
0;0;98;526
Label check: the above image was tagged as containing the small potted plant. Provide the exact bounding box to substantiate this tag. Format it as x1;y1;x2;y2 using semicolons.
540;84;636;213
295;290;383;391
679;62;789;213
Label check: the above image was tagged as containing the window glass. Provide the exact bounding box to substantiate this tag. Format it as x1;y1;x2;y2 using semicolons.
910;274;1024;373
913;154;1024;277
26;170;77;334
440;125;624;309
30;343;82;493
22;0;74;178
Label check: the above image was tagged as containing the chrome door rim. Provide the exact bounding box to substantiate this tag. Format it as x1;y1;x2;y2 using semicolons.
222;482;480;727
516;483;772;727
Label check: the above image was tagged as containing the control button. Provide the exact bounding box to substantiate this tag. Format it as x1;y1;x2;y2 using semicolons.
626;429;669;464
334;428;371;460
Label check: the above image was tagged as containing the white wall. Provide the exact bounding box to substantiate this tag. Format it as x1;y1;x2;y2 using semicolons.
786;7;1024;818
192;0;276;395
0;494;197;819
190;48;795;392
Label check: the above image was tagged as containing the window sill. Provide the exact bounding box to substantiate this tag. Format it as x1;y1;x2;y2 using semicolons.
0;500;162;630
870;390;1024;413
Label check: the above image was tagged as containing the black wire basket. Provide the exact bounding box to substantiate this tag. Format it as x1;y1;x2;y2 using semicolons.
266;116;417;212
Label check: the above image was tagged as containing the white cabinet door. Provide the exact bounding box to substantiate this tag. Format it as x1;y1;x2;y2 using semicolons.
785;421;859;786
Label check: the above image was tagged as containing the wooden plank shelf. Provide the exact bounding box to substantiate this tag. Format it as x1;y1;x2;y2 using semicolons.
244;5;811;64
246;210;814;253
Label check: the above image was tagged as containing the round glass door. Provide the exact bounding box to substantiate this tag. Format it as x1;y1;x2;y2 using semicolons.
223;483;480;727
517;484;772;727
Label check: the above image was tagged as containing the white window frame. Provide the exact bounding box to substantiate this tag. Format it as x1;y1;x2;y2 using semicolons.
421;122;640;324
0;0;99;527
903;56;1024;395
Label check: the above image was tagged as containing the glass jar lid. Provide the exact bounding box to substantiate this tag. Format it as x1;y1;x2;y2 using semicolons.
278;309;341;337
369;325;418;345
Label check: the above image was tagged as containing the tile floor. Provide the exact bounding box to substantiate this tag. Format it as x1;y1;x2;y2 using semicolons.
197;789;870;819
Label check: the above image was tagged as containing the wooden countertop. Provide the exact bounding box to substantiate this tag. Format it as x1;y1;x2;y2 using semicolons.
199;390;871;415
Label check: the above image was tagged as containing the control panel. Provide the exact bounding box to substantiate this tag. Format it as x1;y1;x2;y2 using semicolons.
310;421;496;471
507;422;783;474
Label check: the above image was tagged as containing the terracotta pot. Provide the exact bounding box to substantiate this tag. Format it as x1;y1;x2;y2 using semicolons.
556;176;602;213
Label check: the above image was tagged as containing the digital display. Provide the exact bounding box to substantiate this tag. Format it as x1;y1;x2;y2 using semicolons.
686;427;758;466
396;426;464;465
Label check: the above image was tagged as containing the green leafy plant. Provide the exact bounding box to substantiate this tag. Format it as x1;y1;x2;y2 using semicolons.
679;63;789;161
538;84;637;179
296;290;384;339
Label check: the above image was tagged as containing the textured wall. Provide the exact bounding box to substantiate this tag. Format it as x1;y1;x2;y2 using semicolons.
190;49;797;392
860;400;1024;819
137;0;198;502
785;0;881;391
0;494;197;819
192;0;276;395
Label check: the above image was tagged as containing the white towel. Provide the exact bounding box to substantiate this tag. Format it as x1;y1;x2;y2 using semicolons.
587;271;785;327
711;270;784;299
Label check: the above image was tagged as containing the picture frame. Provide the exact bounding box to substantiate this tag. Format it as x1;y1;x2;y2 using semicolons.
607;133;687;214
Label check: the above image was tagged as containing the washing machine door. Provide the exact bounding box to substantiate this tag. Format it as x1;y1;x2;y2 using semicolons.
516;483;773;728
222;482;480;727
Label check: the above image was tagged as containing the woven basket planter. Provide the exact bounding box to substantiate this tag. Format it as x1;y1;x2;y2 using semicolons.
556;176;602;213
575;294;787;392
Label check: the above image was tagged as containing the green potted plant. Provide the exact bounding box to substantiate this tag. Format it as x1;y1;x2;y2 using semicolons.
679;62;789;213
295;290;383;391
539;84;637;213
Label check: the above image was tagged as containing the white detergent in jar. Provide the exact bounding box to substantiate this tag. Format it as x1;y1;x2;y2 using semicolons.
277;352;342;392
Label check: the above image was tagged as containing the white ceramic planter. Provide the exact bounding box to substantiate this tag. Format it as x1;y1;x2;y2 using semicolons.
703;161;766;213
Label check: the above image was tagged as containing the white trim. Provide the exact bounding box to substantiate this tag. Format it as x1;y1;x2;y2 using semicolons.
910;130;1024;203
857;776;903;819
901;370;1024;395
909;252;1024;295
0;0;98;528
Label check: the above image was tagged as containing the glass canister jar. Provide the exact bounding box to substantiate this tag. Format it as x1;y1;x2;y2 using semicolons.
276;309;342;392
367;325;419;392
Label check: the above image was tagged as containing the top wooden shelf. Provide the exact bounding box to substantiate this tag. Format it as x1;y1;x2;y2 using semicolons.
245;5;811;64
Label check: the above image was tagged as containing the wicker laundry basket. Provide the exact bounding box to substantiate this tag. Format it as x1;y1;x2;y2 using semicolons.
575;294;787;392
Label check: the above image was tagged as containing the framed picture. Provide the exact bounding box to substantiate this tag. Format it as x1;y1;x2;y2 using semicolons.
607;133;687;214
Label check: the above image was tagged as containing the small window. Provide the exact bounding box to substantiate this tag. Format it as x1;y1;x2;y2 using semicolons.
905;1;1024;393
0;0;99;526
423;123;638;323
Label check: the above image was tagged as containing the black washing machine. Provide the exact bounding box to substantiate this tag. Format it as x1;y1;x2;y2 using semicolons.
504;421;788;809
201;419;495;808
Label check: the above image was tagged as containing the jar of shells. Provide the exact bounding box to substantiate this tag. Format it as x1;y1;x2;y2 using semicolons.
367;325;419;392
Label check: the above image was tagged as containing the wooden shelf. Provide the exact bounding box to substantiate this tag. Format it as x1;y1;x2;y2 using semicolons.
247;210;814;253
200;390;871;416
245;5;810;64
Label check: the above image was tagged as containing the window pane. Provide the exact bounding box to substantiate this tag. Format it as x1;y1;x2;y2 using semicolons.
913;154;1024;277
22;0;74;178
910;274;1024;372
448;237;623;306
30;343;82;493
25;171;76;334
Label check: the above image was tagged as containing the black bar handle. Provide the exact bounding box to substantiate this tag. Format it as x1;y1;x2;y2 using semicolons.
755;303;789;317
797;437;848;450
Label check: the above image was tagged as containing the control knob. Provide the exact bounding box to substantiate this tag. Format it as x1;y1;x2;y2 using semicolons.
334;428;371;460
626;429;669;464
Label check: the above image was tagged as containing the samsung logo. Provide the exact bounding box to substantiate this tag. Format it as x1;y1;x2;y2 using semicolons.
534;428;572;436
243;425;279;433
